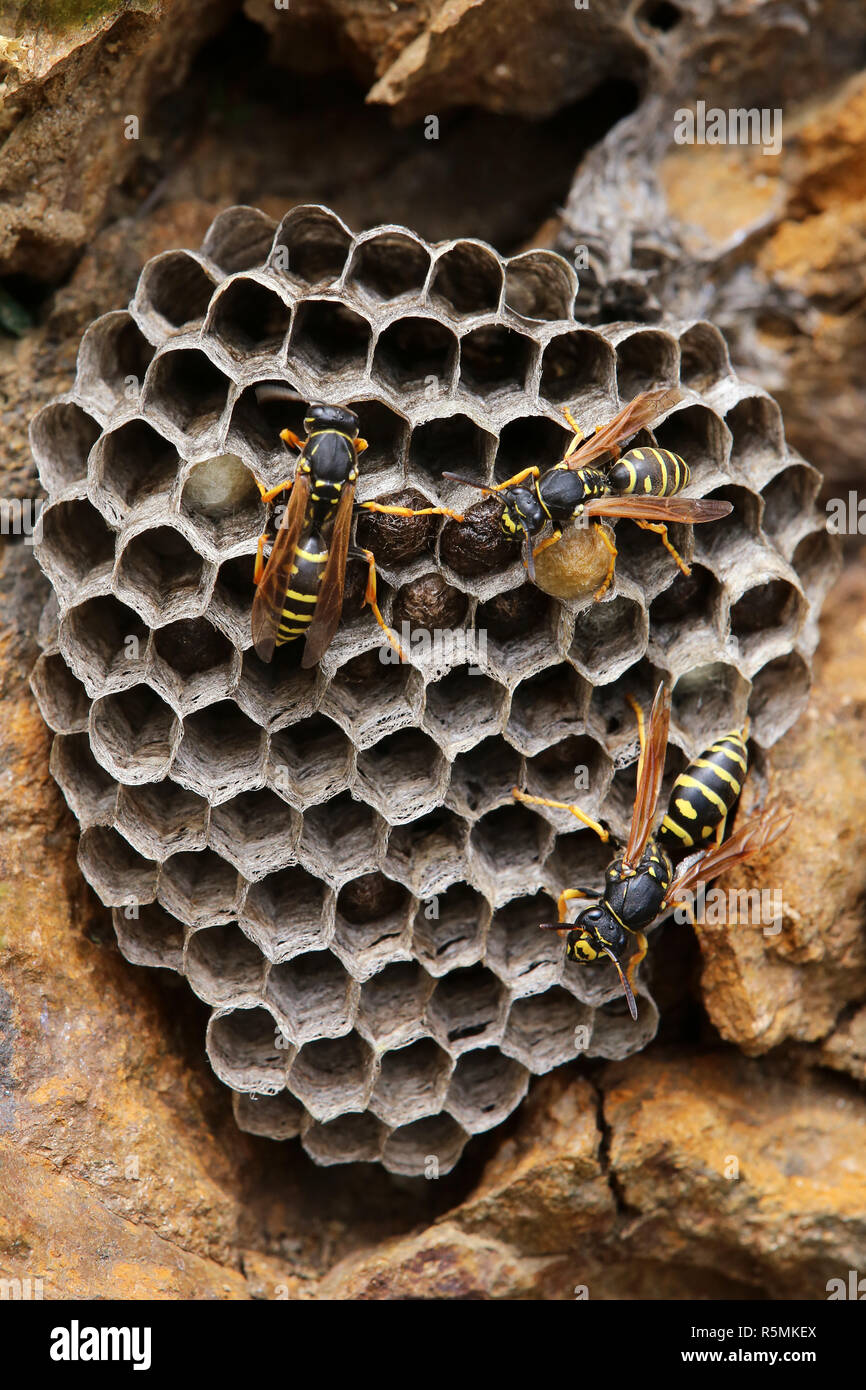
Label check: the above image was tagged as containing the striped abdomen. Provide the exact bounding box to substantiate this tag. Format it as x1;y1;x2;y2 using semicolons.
275;532;328;647
658;731;749;853
608;447;689;498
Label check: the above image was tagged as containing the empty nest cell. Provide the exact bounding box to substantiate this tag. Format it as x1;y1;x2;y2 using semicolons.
347;232;431;304
31;401;101;494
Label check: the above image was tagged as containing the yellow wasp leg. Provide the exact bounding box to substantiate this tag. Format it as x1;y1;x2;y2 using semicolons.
254;477;296;582
634;519;690;576
558;886;599;922
359;548;407;664
279;428;303;450
625;930;648;994
512;788;610;841
253;529;270;584
258;477;295;504
532;528;562;559
360;501;465;521
625;692;647;756
562;407;585;459
491;465;541;490
592;522;618;600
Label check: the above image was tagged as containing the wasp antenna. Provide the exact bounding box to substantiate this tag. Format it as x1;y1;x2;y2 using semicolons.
524;531;536;583
441;472;496;495
255;384;305;404
600;946;639;1020
539;922;566;931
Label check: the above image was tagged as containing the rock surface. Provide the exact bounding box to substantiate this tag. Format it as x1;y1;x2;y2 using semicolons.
695;561;866;1055
0;1;234;279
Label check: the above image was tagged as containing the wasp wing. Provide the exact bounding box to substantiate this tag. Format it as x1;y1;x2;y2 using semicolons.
583;496;732;522
251;470;310;663
565;388;683;470
623;683;671;869
300;479;356;669
662;806;792;908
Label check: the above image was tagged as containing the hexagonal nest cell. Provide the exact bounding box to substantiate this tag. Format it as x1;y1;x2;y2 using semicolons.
30;205;835;1175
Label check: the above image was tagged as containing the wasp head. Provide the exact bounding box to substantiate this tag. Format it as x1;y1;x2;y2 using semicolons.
564;904;637;1018
305;403;359;436
499;486;546;539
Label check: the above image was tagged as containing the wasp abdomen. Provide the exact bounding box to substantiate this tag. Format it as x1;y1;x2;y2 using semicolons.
276;532;328;645
659;731;748;852
608;447;689;497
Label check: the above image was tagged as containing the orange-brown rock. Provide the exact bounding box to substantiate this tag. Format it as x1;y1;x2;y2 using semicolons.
820;1005;866;1082
695;561;866;1053
0;2;234;279
316;1053;866;1299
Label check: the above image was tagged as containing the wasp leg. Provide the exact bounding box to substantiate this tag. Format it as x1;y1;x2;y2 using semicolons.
592;522;618;600
355;438;368;454
279;429;304;451
487;464;542;491
562;408;585;459
635;519;690;576
625;930;648;994
258;477;295;505
512;788;610;842
625;693;647;758
254;478;295;581
353;547;408;664
558;886;600;922
253;529;271;584
359;501;465;522
532;528;562;560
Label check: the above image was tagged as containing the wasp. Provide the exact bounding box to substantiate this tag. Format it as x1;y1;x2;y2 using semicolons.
251;398;463;667
444;389;732;598
514;685;790;1018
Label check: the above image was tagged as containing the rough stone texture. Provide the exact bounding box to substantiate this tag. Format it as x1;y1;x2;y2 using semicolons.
4;550;866;1295
558;49;866;498
695;560;866;1054
315;1054;866;1300
29;204;831;1173
0;0;234;278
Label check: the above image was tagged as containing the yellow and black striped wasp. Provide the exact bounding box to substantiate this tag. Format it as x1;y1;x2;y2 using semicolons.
514;685;790;1018
251;396;463;667
444;389;731;598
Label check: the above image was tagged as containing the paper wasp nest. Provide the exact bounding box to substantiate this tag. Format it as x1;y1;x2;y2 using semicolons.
30;205;833;1175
